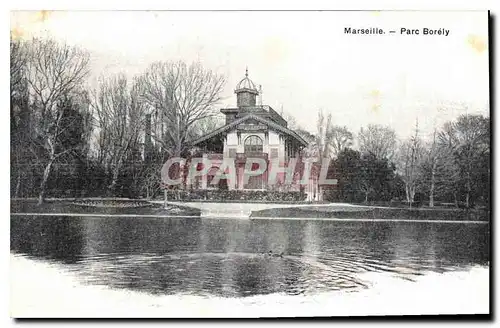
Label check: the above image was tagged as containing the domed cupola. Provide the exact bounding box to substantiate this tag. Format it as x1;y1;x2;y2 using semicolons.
235;68;259;108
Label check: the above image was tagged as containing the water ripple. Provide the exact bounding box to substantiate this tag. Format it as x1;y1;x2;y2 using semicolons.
10;216;490;298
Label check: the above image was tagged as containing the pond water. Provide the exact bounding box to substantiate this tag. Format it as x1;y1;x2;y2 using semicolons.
10;216;490;300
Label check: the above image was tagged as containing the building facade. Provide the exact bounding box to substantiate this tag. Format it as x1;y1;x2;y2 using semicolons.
190;69;311;192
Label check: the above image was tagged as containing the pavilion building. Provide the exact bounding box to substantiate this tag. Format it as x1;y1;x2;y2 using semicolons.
190;69;321;195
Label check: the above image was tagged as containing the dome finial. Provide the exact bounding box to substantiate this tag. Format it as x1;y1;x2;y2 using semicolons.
235;67;258;93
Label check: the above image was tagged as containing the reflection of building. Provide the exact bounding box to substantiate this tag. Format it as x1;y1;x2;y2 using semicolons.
191;69;310;192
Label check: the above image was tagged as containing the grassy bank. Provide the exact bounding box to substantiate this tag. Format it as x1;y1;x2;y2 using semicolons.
250;205;490;222
10;199;201;217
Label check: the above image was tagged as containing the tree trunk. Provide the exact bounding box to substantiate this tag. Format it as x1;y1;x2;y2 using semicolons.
409;187;412;210
429;160;437;207
108;177;118;196
15;172;22;198
405;184;410;204
38;158;55;205
465;171;471;208
108;165;120;196
164;188;168;208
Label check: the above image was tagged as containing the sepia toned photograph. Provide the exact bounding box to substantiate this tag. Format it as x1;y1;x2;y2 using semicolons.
9;10;490;318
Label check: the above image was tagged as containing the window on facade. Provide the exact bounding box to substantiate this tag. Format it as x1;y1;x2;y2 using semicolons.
244;135;263;153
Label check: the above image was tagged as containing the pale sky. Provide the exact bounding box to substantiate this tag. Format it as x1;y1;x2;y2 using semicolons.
11;10;489;140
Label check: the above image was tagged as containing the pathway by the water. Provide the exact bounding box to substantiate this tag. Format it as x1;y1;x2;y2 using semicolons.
151;201;309;217
150;201;374;218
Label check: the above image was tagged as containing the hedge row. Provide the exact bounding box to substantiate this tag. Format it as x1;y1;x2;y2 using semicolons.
164;189;307;202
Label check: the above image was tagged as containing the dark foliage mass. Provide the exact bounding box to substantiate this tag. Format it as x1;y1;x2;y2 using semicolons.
323;149;401;203
164;189;306;202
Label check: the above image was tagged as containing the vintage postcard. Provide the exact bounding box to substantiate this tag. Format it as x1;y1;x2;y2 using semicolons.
10;10;490;318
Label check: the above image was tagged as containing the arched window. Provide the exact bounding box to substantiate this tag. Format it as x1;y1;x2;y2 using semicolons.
244;135;263;153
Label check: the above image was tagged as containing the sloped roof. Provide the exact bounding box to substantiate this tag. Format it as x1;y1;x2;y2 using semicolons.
190;114;308;147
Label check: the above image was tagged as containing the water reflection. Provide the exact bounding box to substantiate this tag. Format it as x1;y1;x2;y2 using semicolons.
10;217;85;264
11;216;489;297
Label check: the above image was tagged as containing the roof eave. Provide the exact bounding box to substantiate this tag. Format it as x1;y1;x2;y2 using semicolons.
190;113;309;147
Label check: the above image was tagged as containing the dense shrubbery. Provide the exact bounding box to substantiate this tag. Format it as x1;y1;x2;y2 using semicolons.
164;189;307;202
11;161;162;199
71;199;154;208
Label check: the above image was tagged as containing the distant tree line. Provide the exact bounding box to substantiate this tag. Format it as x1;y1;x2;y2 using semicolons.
11;36;490;208
296;110;490;208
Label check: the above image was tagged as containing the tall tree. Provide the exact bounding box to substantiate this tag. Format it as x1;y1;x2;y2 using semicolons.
358;124;397;160
438;114;490;208
358;153;396;203
334;148;362;202
50;92;93;198
136;61;226;158
188;114;225;141
24;38;90;204
333;148;400;203
308;110;334;200
91;74;146;195
10;39;27;97
313;109;333;160
397;120;423;206
11;38;30;197
419;129;459;207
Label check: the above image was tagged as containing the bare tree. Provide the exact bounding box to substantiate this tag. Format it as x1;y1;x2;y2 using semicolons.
397;120;423;206
304;115;353;159
189;114;225;140
91;74;147;194
11;38;29;197
358;124;397;160
10;39;27;96
419;129;458;207
422;130;439;207
136;61;226;158
329;125;354;158
279;109;299;130
139;165;162;199
24;38;90;204
304;110;335;200
277;110;315;158
314;109;334;160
